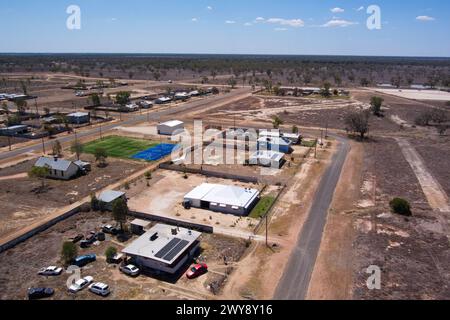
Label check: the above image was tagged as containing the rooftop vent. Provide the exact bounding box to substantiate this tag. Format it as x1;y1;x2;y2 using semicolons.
150;232;158;241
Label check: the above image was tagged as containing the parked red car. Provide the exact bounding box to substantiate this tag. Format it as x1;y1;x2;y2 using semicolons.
186;263;208;279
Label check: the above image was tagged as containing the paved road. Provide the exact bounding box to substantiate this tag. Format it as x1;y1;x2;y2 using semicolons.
0;88;250;161
274;134;350;300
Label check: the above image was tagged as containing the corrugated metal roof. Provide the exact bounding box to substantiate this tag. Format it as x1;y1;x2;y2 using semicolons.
35;157;74;171
98;190;125;203
185;183;260;209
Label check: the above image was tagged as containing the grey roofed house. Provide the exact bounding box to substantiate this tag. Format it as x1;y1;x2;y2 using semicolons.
34;156;80;180
122;223;201;274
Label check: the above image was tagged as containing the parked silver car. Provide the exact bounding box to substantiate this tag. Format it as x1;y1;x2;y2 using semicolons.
119;264;140;277
89;282;110;297
38;266;63;276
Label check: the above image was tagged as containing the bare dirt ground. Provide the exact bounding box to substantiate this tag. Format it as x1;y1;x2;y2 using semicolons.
220;139;334;299
307;141;364;300
127;170;263;234
202;96;363;130
0;154;145;239
0;211;247;300
349;136;450;300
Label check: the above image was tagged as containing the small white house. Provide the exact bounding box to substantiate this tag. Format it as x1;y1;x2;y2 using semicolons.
34;157;80;180
157;120;184;136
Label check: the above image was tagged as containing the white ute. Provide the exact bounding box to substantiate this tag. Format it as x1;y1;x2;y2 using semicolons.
69;276;94;293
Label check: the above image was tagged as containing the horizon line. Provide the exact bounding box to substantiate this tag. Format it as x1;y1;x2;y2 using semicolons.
0;52;449;59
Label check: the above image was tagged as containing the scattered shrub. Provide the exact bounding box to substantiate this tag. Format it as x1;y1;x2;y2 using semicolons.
389;198;412;216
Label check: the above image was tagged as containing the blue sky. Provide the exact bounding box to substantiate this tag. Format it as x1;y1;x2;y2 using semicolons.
1;0;449;56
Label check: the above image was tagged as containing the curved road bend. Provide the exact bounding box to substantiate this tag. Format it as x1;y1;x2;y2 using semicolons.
0;88;250;161
274;134;351;300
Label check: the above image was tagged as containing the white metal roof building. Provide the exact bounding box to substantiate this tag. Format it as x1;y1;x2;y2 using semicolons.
122;224;201;274
184;183;260;216
259;130;301;144
98;190;126;210
257;136;292;154
157;120;184;136
249;150;285;169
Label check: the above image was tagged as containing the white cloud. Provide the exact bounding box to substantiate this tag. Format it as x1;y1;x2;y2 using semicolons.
356;6;364;12
255;17;265;22
207;6;213;10
416;15;435;21
225;20;236;24
266;18;305;27
322;19;358;27
274;28;288;31
191;18;198;22
331;7;345;14
244;22;253;26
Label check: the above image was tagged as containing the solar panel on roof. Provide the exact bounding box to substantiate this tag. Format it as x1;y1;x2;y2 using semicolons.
162;240;190;262
155;238;181;259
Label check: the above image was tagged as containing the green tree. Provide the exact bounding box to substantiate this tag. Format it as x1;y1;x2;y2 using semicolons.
20;80;28;95
389;198;412;216
2;102;9;115
272;116;284;129
228;77;237;89
370;96;384;117
91;93;101;106
344;110;371;140
105;246;117;263
28;165;50;189
61;241;78;266
292;125;299;134
115;91;131;106
15;99;28;115
6;114;21;126
52;140;62;156
112;198;128;231
71;141;83;160
90;193;100;211
94;147;108;167
320;82;332;98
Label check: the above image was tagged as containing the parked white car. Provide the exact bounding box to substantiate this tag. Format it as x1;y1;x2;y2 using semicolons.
89;282;110;297
69;276;94;293
120;264;140;277
38;266;63;276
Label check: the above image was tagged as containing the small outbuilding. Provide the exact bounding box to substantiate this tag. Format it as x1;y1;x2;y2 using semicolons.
157;120;184;136
249;150;285;169
98;190;127;211
130;219;152;235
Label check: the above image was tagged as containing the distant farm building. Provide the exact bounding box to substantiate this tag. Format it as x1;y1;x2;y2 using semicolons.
122;224;201;275
184;183;260;216
259;130;301;145
157;120;184;136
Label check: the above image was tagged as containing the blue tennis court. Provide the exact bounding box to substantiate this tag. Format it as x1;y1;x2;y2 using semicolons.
132;143;179;161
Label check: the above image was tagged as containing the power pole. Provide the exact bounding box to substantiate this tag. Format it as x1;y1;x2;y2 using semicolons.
314;137;318;159
34;98;39;118
7;128;11;151
41;136;46;155
99;122;103;140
